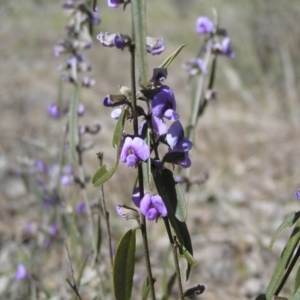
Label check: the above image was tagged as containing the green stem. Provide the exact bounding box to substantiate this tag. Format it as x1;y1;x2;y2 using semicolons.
163;218;184;299
129;43;156;300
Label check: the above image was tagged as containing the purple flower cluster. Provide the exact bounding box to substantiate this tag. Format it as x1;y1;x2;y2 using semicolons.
132;188;167;221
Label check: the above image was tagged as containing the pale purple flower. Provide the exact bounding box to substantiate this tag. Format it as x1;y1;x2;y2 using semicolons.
295;189;300;200
24;222;36;235
120;136;150;167
221;37;235;57
146;37;165;55
49;224;58;236
48;103;62;118
82;76;95;87
35;160;47;173
196;16;214;35
77;103;85;116
132;188;167;221
182;57;207;75
60;174;73;185
15;264;27;281
76;201;86;214
151;115;167;136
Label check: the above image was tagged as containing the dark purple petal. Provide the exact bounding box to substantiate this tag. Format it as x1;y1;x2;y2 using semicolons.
107;0;121;8
151;86;176;118
114;35;126;50
179;153;191;168
132;187;141;207
120;137;133;163
103;96;114;107
196;16;214;35
15;264;27;281
146;208;159;220
140;193;152;216
166;120;184;148
131;137;150;161
173;138;193;152
151;194;167;217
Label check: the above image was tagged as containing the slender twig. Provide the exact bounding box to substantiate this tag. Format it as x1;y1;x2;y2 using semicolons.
65;243;83;300
129;42;156;300
163;218;184;300
96;152;114;268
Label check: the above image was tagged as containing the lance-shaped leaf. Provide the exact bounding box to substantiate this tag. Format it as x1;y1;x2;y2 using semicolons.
292;284;300;300
270;211;300;249
92;107;127;186
131;0;148;87
152;167;195;280
159;44;186;69
141;277;150;300
266;219;300;300
293;264;300;297
113;229;137;300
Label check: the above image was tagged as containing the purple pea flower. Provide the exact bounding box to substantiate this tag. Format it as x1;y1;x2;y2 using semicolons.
196;16;214;35
221;37;235;57
182;57;207;75
60;174;73;185
295;189;300;200
48;103;62;118
151;86;178;120
107;0;123;8
167;121;193;151
15;264;27;281
76;200;86;214
132;188;167;221
146;37;165;55
166;121;193;168
77;103;85;116
114;35;127;50
49;224;58;236
120;136;150;167
35;159;47;173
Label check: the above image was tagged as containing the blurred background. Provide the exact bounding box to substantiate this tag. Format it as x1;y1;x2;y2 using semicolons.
0;0;300;299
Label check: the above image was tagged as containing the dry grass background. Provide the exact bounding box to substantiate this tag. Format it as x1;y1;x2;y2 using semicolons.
1;0;300;299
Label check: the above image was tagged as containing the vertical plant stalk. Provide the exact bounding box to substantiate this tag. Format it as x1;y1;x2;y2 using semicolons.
129;43;156;300
97;152;114;268
187;42;211;143
163;218;184;300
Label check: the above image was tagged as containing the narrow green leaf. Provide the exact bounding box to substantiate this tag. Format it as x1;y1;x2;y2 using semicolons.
291;285;300;300
270;211;300;249
113;106;127;148
113;229;137;300
69;84;80;162
153;168;186;222
131;0;147;87
293;265;300;296
152;167;195;280
141;277;150;300
159;44;186;69
266;220;300;300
